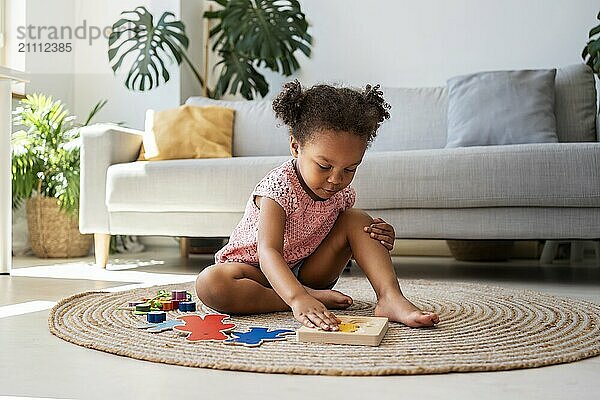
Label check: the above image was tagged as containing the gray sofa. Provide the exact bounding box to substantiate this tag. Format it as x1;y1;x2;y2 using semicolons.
80;64;600;267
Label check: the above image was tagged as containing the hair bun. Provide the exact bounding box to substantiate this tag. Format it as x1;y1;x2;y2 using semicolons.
273;79;303;126
364;84;391;122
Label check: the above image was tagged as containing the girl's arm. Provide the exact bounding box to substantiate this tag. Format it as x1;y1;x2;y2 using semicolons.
256;196;339;330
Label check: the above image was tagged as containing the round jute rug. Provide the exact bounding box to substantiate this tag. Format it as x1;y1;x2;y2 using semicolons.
48;277;600;376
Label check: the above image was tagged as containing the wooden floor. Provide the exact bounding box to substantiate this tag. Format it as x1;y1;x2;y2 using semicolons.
1;248;599;400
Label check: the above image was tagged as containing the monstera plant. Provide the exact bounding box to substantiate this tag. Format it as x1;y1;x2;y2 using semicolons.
108;0;312;100
583;11;600;76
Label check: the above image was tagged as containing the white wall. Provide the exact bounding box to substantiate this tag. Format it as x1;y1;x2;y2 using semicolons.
13;0;75;107
291;0;599;89
180;0;205;103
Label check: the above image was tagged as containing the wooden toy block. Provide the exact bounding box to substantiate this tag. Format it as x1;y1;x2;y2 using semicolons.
296;315;389;346
135;302;151;313
171;290;189;301
178;301;196;312
147;311;166;323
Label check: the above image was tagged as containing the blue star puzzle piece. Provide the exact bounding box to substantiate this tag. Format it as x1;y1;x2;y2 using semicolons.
136;319;185;333
224;327;295;347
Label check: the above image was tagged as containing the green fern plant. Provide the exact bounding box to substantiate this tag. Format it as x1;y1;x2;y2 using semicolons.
11;94;106;216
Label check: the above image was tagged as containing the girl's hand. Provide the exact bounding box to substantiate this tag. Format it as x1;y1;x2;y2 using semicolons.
364;217;395;251
291;294;341;331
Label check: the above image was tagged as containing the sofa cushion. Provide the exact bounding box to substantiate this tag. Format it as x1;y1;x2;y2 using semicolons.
555;64;598;142
138;105;234;161
107;156;290;212
373;87;448;151
185;97;290;156
184;64;596;157
106;143;600;213
352;143;600;209
445;69;558;147
189;88;451;154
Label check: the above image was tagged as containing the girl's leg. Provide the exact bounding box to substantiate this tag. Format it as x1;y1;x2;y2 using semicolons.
195;262;352;315
298;208;439;327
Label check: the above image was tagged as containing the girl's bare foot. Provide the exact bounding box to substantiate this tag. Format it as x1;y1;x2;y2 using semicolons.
306;287;353;309
374;294;440;327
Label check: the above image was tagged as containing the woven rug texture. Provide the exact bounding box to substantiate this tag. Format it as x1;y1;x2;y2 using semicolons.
48;277;600;376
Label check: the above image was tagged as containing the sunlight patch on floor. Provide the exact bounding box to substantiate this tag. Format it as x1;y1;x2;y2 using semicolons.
10;259;197;288
0;301;57;319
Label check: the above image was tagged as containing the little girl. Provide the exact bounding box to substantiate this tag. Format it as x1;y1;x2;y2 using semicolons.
196;80;440;331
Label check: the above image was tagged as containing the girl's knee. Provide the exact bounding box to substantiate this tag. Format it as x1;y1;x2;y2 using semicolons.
339;208;373;227
195;265;233;310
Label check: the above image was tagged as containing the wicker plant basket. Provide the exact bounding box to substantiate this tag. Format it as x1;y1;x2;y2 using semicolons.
26;196;92;258
446;240;515;261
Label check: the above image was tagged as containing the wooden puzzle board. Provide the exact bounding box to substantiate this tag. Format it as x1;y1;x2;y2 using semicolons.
296;315;389;346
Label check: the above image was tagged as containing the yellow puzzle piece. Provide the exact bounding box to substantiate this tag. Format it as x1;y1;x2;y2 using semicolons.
337;322;359;333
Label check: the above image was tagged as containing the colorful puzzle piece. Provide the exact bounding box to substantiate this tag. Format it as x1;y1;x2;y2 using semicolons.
224;327;295;347
136;319;186;333
173;314;235;342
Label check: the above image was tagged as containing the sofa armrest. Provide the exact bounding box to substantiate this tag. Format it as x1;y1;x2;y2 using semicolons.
79;124;144;234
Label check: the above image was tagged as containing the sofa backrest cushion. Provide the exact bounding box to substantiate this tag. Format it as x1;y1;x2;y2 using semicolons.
371;86;449;151
445;69;559;147
376;64;597;150
187;88;451;154
185;96;290;156
186;64;597;156
555;63;597;142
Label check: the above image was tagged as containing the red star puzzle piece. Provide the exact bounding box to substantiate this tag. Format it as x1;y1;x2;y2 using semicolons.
173;314;236;342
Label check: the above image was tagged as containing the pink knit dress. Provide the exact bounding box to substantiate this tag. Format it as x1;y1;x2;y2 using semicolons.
215;159;356;268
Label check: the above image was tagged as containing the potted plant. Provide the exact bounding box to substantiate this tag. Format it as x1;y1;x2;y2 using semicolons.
582;11;600;75
107;0;312;99
11;94;106;258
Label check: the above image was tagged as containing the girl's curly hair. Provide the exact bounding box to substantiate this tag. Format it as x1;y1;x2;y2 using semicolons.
272;80;391;146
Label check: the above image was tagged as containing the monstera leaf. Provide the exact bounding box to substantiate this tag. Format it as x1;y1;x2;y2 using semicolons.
213;42;270;100
583;11;600;75
205;0;312;99
108;6;192;91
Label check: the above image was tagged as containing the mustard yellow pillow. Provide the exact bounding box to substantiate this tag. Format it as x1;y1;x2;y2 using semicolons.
138;104;235;161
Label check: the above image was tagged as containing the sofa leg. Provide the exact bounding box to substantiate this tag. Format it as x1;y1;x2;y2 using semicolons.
94;233;111;269
180;237;190;259
570;240;585;264
539;240;559;265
